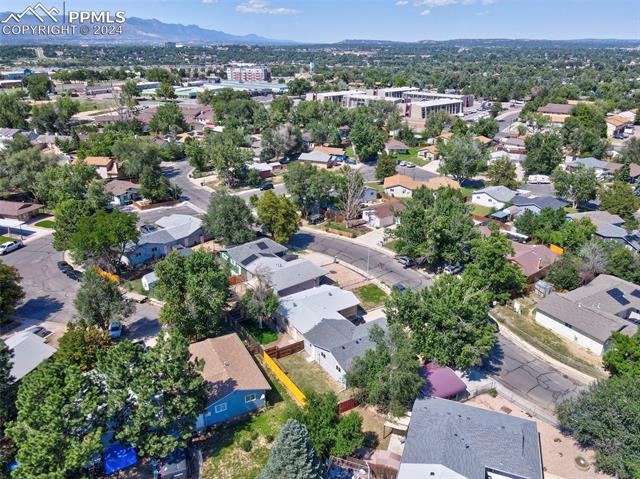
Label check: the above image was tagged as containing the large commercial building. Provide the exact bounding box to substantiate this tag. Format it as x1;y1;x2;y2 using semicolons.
226;65;271;82
403;98;464;124
402;90;474;108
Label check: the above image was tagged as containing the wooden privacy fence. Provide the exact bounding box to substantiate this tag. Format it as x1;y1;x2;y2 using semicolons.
263;340;304;359
262;351;306;406
338;398;359;414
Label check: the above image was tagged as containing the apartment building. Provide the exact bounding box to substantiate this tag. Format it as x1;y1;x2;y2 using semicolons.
402;90;474;108
226;65;271;82
404;98;464;124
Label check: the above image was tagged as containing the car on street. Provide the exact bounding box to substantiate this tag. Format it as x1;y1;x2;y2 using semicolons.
392;282;409;294
0;240;23;255
260;182;274;191
399;161;407;167
405;162;415;168
109;322;125;339
308;213;325;225
395;255;415;268
56;260;82;280
26;326;52;339
57;261;73;273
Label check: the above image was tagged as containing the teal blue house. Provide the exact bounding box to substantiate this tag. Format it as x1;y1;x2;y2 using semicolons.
189;333;271;430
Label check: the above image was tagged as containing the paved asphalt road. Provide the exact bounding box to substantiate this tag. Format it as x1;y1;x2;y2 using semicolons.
2;236;161;341
290;230;431;291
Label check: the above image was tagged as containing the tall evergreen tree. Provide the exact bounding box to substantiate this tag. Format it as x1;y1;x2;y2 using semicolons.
258;419;324;479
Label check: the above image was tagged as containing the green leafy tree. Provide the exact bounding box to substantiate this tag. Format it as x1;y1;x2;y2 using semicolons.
350;116;385;161
52;199;95;251
30;97;80;134
283;162;336;218
262;123;303;160
257;419;324;479
87;179;115;210
552;218;597;251
463;224;527;303
0;91;30;129
111;138;163;179
287;78;312;96
386;274;494;369
241;274;279;329
614;158;632;183
157;81;176;100
546;255;582;290
557;374;640;478
0;147;58;198
622;137;640;165
599;181;640;224
0;341;15;429
524;132;563;175
96;333;208;459
156;250;230;340
149;102;188;134
34;162;97;208
56;319;112;371
423;110;449;138
0;261;24;325
208;134;251;186
116;79;139;119
346;324;423;417
437;134;485;183
184;138;209;171
7;362;106;479
487;156;518;189
68;210;139;273
295;392;363;457
607;245;640;283
551;165;598;208
603;332;640;378
471;117;499;138
203;190;256;246
23;74;53;100
74;266;134;330
375;152;397;180
256;190;299;244
450;117;468;136
490;101;502;118
139;165;180;203
393;187;478;265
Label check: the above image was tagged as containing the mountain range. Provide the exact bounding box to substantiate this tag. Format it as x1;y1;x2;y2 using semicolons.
0;12;296;45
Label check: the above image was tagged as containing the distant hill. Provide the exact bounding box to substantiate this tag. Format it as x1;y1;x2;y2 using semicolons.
0;13;297;45
339;38;640;48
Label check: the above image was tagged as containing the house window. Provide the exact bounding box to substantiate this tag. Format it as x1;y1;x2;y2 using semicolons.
214;403;227;413
245;393;257;403
336;366;342;373
320;352;326;359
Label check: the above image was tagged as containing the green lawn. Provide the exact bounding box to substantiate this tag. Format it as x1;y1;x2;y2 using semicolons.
326;221;361;237
200;363;298;479
365;181;385;193
354;283;388;310
384;239;401;252
395;146;427;166
243;320;279;345
0;236;13;244
460;186;478;198
34;220;56;229
470;204;494;217
77;101;111;112
279;352;349;400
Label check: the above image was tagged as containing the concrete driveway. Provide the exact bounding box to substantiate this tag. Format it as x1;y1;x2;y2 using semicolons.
2;236;161;342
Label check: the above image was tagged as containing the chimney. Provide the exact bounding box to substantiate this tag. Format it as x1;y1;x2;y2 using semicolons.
537;258;542;270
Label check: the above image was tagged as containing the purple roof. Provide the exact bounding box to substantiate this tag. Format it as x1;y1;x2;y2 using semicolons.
420;363;467;399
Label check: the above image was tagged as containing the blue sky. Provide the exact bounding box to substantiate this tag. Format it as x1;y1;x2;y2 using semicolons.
3;0;640;43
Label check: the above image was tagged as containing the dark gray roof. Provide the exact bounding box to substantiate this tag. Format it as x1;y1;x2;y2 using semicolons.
400;397;543;479
511;195;568;210
225;238;288;266
537;274;640;343
306;318;388;371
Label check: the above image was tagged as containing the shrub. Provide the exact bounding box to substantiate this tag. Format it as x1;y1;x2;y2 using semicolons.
240;440;252;452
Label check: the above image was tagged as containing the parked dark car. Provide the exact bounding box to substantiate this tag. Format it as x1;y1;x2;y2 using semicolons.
260;182;274;191
26;326;52;338
395;255;414;268
308;214;325;225
392;282;409;294
159;448;190;479
57;261;73;273
443;264;464;275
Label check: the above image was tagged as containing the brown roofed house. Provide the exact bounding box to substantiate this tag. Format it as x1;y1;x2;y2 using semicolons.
189;333;271;430
362;198;407;228
82;156;121;179
383;174;459;198
0;200;43;221
509;242;559;282
104;180;141;206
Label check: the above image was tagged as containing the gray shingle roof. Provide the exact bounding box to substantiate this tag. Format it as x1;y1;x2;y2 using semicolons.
225;238;288;266
473;186;517;203
137;214;202;246
511;195;568;210
265;258;326;295
536;274;640;343
4;333;56;381
400;397;543;479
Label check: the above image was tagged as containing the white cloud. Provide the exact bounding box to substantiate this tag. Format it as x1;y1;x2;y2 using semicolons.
413;0;496;6
396;0;409;5
420;8;431;15
236;0;299;15
202;0;217;3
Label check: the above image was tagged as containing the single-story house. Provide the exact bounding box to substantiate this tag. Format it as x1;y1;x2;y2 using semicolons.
190;333;271;430
298;150;336;168
419;363;467;400
384;139;409;155
0;200;43;221
123;215;204;267
566;157;618;179
4;332;56;381
606;111;635;138
537;102;573;124
567;211;640;252
509;242;559;282
362;199;406;228
258;257;327;297
246;162;273;179
220;238;288;278
498;137;526;154
276;285;360;341
535;274;640;355
510;195;568;215
315;146;347;161
488;151;526;165
104;180;141;206
383;174;459;198
360;186;378;204
398;397;543;479
471;186;517;210
0;128;23;149
304;318;388;389
82;156;121;179
417;145;439;161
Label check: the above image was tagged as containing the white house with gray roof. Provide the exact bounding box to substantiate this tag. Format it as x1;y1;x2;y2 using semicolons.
304;318;387;389
398;397;543;479
221;238;288;278
5;332;56;381
276;285;360;341
471;186;518;210
535;274;639;355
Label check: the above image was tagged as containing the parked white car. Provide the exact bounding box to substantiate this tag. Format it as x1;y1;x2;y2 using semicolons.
528;175;551;184
0;240;23;255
